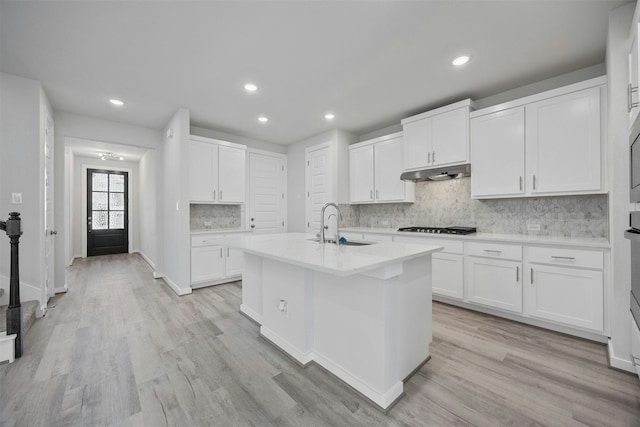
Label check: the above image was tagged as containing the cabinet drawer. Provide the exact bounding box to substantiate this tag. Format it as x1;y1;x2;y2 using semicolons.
466;241;522;261
191;235;224;247
528;246;603;270
394;235;463;254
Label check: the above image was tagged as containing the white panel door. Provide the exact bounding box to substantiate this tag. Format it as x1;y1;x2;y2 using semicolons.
431;107;468;167
374;136;405;201
44;119;55;298
191;245;224;283
306;144;332;234
225;247;243;277
403;116;432;171
466;257;522;313
189;140;216;201
432;253;464;300
527;264;603;331
471;106;525;198
218;145;245;203
349;145;374;203
248;152;286;233
526;87;601;194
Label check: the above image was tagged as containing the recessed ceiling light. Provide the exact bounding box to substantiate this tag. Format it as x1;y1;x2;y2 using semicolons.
244;83;258;92
451;55;470;66
258;116;269;123
109;98;125;106
324;113;335;120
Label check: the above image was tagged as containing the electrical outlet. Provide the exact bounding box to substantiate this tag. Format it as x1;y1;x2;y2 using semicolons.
11;193;22;204
527;223;541;232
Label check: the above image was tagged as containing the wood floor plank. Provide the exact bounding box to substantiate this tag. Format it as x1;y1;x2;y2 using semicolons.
1;253;638;427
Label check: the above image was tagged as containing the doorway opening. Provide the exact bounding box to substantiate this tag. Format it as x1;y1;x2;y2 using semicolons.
87;169;128;256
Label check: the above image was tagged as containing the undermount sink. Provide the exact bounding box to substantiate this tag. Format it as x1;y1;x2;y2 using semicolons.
307;238;374;246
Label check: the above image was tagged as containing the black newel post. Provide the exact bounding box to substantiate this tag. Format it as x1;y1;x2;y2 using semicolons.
0;212;23;358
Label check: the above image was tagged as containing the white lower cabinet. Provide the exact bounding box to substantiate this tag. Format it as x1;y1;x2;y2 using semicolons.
526;246;604;332
432;253;464;300
466;257;523;313
191;232;249;287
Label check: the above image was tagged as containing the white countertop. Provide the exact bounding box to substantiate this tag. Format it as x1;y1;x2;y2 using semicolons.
191;228;253;235
342;227;610;249
222;232;442;277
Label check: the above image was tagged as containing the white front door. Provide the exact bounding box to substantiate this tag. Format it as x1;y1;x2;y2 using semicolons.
305;144;332;235
248;152;286;233
44;118;55;299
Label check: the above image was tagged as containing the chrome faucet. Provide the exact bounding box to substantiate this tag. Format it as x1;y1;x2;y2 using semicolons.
319;202;343;244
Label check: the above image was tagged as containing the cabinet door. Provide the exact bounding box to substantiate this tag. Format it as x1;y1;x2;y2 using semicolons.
431;107;468;166
218;145;245;203
432;253;464;300
225;247;244;277
527;264;603;332
471;107;525;198
630;24;640;126
526;87;601;194
466;257;522;313
189;140;216;201
403;117;432;171
191;245;224;283
374;136;406;201
349;145;375;203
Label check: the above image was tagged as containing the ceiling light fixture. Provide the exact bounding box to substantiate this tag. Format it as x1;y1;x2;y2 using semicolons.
324;113;335;120
451;55;470;67
244;83;258;92
99;152;124;161
258;116;269;123
109;98;125;106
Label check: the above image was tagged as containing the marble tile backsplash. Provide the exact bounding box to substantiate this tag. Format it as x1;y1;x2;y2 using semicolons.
190;204;241;230
354;178;608;238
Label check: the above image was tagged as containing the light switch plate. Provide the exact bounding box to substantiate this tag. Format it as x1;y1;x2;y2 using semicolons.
11;193;22;204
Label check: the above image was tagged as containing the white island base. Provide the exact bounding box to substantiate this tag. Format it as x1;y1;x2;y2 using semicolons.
240;250;433;411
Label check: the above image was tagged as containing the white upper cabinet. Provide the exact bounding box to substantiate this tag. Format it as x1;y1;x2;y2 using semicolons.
349;132;415;204
401;99;475;171
629;19;640;126
526;87;602;195
188;136;246;203
471;106;525;198
470;77;606;199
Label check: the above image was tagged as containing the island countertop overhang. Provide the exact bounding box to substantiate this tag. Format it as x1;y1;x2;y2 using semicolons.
222;232;443;277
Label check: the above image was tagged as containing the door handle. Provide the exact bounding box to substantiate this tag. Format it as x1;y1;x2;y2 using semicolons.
376;190;379;199
49;230;57;235
629;83;639;112
516;266;519;282
220;248;223;258
428;152;431;164
519;176;523;191
250;224;255;229
370;190;373;200
432;150;436;163
531;268;534;284
213;190;216;200
220;191;223;200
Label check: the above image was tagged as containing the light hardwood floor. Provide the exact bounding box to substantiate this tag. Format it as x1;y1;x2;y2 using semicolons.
1;253;639;426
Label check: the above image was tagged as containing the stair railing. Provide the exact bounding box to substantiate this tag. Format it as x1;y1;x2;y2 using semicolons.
0;212;22;358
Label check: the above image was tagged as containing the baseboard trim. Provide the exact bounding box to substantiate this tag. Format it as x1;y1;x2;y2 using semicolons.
607;338;637;374
160;275;192;296
54;285;68;294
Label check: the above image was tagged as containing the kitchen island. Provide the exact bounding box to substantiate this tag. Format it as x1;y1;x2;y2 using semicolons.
223;232;442;411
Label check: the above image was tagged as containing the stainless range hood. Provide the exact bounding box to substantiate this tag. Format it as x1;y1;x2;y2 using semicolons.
400;164;470;182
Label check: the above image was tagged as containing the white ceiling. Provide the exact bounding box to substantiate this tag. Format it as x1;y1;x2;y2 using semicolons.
0;1;629;145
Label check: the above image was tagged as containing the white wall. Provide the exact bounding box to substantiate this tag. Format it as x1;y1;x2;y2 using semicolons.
0;73;50;308
138;149;158;269
607;2;636;372
70;155;139;259
54;112;162;287
160;109;191;294
191;125;286;154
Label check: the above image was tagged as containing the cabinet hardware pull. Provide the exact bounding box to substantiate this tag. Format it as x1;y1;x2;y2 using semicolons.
220;248;223;258
532;175;536;190
483;249;502;254
227;248;229;257
551;256;576;260
428;152;431;164
531;268;534;284
516;266;519;282
370;190;373;200
376;190;379;199
432;151;436;163
213;190;216;200
519;176;523;191
629;83;639;112
220;191;223;200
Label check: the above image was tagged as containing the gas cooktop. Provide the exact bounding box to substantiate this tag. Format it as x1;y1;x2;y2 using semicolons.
397;226;477;235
